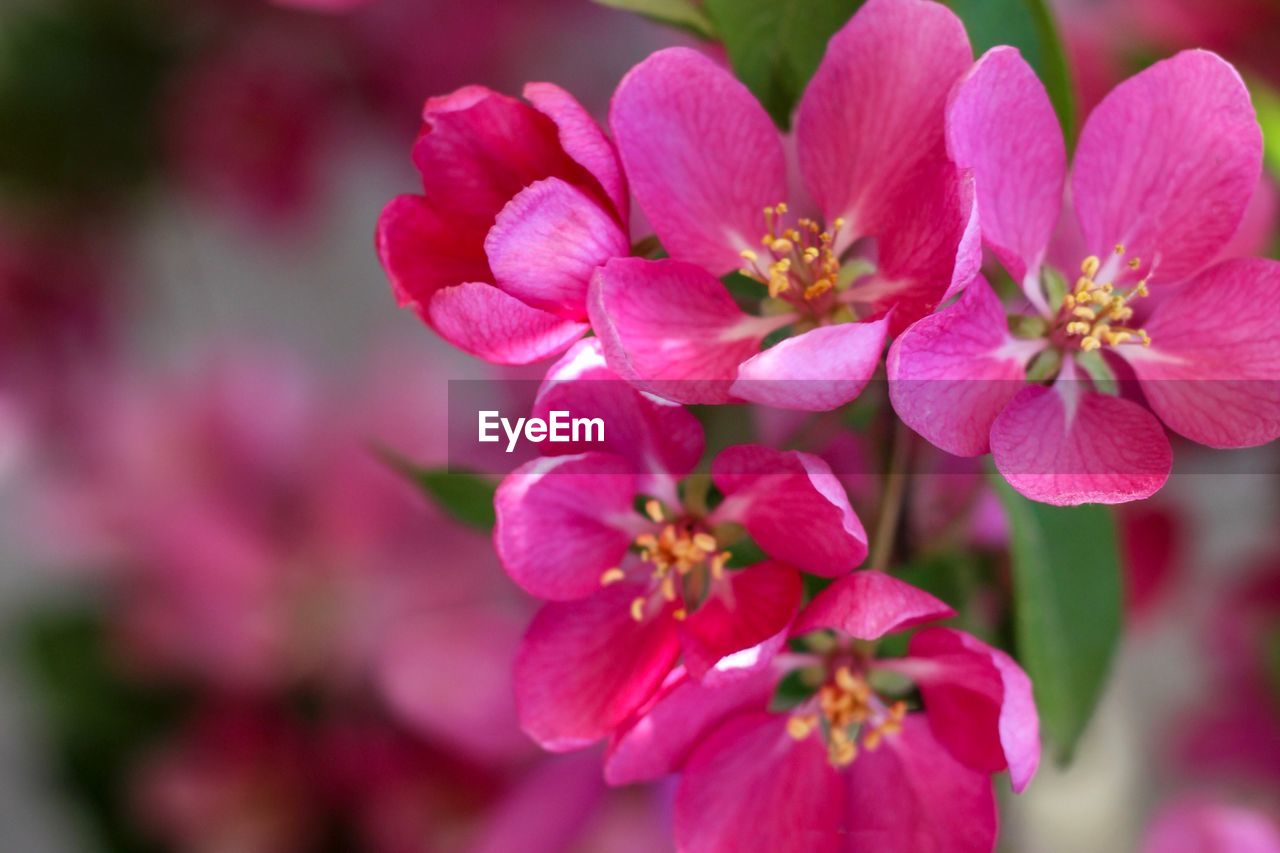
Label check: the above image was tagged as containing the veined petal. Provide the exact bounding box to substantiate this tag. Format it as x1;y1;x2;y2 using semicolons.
731;319;889;412
793;571;954;640
610;48;786;275
427;283;586;365
376;194;490;308
524;81;629;223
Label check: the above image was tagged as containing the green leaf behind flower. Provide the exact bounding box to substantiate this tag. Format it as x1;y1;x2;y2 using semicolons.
591;0;718;39
377;449;498;531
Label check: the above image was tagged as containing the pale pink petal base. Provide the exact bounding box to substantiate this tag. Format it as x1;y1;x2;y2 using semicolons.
731;319;889;412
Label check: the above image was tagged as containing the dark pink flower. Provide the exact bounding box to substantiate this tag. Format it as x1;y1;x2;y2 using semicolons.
590;0;979;409
605;571;1039;852
377;84;629;364
1143;797;1280;853
890;47;1278;505
496;340;868;749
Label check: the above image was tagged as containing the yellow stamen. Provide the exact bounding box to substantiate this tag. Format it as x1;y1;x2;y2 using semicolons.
787;714;819;740
629;597;646;622
600;567;625;586
644;499;664;523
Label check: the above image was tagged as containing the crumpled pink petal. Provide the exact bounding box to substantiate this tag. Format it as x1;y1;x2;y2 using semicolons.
795;0;972;240
610;48;786;275
674;713;843;853
514;584;680;751
494;453;637;601
888;276;1033;456
604;665;777;785
793;570;955;640
901;627;1040;792
1125;257;1280;448
990;381;1173;505
711;445;868;575
679;561;802;679
841;715;998;852
524;81;629;223
1070;50;1261;285
533;338;705;480
946;46;1066;283
731;319;889;412
485;178;629;319
375;194;490;308
589;258;770;404
427;283;586;365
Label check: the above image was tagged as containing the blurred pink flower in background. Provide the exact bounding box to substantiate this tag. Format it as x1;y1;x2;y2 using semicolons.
1143;797;1280;853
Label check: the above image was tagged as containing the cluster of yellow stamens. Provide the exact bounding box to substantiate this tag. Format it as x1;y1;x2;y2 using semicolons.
600;500;729;623
1061;245;1152;352
786;665;908;767
739;203;844;302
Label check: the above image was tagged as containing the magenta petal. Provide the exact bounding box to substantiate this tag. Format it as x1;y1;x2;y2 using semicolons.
493;453;637;601
514;585;680;751
712;445;868;575
794;571;954;640
795;0;971;236
679;561;802;679
427;282;586;365
991;383;1173;505
904;627;1041;792
588;258;767;404
946;47;1065;283
841;715;998;853
731;319;889;412
610;48;787;275
888;276;1032;456
1071;50;1262;285
471;752;604;853
534;338;706;479
674;713;843;853
1143;798;1280;853
485;177;629;319
376;194;490;308
1127;258;1280;448
604;665;777;785
524;81;629;223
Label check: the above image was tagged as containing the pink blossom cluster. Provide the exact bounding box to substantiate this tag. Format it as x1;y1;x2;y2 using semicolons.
375;0;1280;848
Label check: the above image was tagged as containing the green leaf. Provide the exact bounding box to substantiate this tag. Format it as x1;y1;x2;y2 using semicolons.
592;0;717;39
1252;77;1280;180
991;472;1122;763
945;0;1076;142
704;0;863;128
378;449;498;531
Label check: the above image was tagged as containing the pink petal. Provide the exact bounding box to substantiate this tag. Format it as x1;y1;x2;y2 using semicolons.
679;561;803;679
485;177;629;319
888;276;1032;456
1071;50;1262;285
524;81;629;223
427;282;586;365
588;258;768;404
730;319;889;412
514;585;681;751
413;85;587;228
946;47;1066;283
1125;258;1280;448
1143;798;1280;853
375;194;489;308
795;0;971;237
533;338;706;480
472;752;604;853
711;445;868;575
990;382;1172;505
610;48;787;275
493;453;637;601
793;571;955;640
903;627;1041;792
604;665;777;785
841;715;998;852
674;713;843;853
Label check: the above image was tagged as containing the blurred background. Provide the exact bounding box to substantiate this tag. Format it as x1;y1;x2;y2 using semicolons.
0;0;1276;850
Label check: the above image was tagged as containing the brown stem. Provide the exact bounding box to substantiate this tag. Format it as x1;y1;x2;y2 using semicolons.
867;417;912;573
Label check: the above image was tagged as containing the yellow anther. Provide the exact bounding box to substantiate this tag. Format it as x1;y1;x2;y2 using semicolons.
1128;257;1141;269
1139;329;1151;347
672;608;687;621
862;728;883;752
770;238;794;254
1114;243;1126;255
1066;321;1091;336
802;247;820;263
1081;255;1101;278
635;533;657;549
660;576;677;601
1080;336;1102;352
1105;330;1133;346
644;499;665;523
629;597;646;622
1134;281;1149;298
832;217;846;230
787;714;819;740
775;202;789;214
710;551;729;581
600;567;625;586
740;249;759;263
803;279;833;301
692;532;717;552
1072;305;1097;320
889;700;908;721
829;736;857;767
834;666;859;693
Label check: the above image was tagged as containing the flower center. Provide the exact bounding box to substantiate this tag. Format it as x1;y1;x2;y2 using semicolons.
738;203;848;306
785;664;907;768
1057;245;1152;352
600;499;728;622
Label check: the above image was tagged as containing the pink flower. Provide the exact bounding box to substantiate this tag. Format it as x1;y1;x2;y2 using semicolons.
376;84;630;364
1143;797;1280;853
606;571;1040;852
589;0;979;410
889;47;1279;505
495;339;868;749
